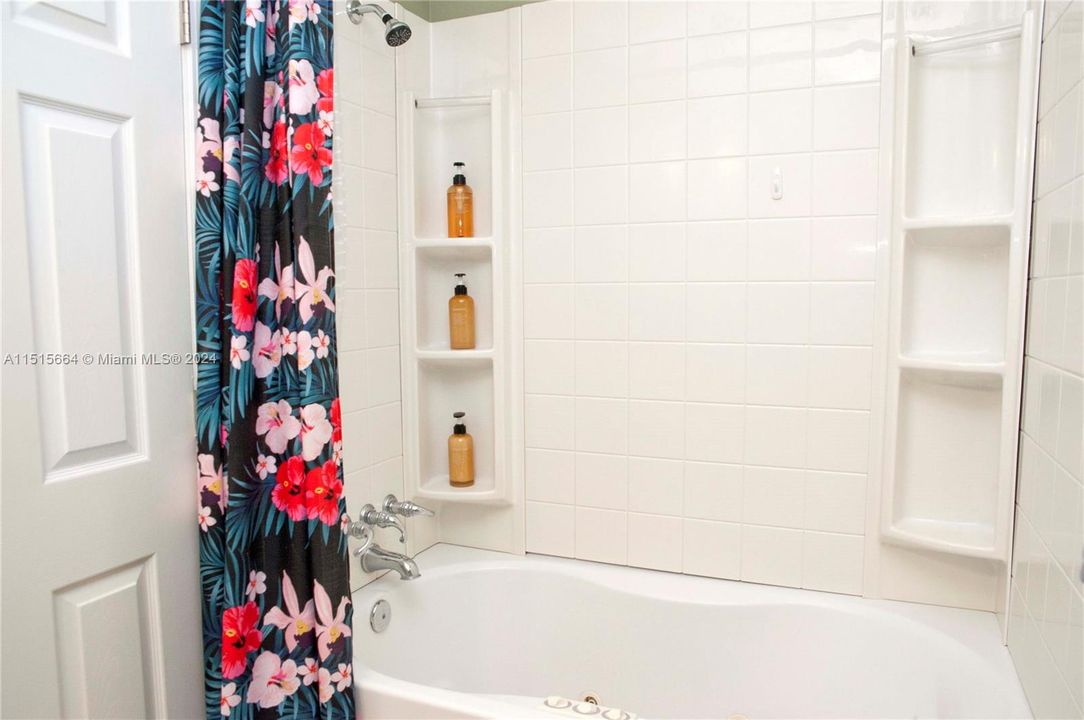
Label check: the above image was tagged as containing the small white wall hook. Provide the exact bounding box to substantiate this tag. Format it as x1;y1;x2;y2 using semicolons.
771;167;784;201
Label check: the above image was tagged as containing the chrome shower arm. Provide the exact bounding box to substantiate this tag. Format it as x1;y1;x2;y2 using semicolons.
344;0;412;46
345;0;389;23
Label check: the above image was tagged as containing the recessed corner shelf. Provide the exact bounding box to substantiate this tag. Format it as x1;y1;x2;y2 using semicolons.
897;355;1006;376
409;92;495;239
903;21;1025;220
885;518;998;559
414;244;494;352
416;476;509;505
398;89;515;508
901;215;1015;232
886;366;1004;558
879;11;1040;564
900;224;1010;374
414;236;495;249
415;349;494;362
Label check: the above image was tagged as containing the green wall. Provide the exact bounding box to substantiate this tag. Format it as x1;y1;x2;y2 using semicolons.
397;0;542;23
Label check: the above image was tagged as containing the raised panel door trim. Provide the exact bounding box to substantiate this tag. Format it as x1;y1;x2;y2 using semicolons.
52;554;166;719
18;95;149;483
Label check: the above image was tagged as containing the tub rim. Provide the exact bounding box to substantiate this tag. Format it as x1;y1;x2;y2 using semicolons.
350;543;1029;719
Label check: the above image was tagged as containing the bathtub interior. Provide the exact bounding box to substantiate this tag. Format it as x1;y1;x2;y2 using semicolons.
353;545;1031;720
333;0;1076;718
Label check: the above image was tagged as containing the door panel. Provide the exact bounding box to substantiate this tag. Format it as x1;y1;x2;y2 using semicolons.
20;98;145;479
53;557;164;719
1;2;201;718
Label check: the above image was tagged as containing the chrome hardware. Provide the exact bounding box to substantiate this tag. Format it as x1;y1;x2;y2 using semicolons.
370;599;392;633
542;697;633;720
349;503;424;580
344;0;412;46
360;503;406;543
359;544;420;580
382;494;435;518
343;515;374;556
178;0;191;45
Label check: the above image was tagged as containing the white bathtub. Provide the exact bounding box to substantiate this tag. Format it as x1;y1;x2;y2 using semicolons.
352;544;1030;719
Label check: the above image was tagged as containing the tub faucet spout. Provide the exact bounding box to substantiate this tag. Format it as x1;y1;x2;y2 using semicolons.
359;543;421;580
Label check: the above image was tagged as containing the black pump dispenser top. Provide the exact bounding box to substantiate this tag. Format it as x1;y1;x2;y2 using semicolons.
452;162;466;186
454;272;468;296
453;412;467;435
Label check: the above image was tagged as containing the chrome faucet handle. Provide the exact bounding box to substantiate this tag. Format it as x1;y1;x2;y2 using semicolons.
360;503;406;543
343;516;374;556
382;494;435;518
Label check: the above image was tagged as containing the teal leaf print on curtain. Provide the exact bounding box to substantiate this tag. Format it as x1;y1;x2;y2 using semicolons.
194;2;353;718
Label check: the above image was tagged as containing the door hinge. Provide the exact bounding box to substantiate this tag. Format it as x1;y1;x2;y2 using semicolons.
179;0;192;45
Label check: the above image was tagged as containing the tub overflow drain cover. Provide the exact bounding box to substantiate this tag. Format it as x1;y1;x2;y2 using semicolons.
370;599;391;633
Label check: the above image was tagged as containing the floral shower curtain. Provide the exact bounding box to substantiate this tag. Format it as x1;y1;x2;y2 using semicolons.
194;1;354;718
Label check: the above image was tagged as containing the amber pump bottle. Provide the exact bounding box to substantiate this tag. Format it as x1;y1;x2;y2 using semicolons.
448;412;475;487
446;162;474;238
448;273;476;349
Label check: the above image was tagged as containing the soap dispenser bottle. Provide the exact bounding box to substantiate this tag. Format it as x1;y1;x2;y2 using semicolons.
447;161;474;238
448;273;476;350
448;412;475;487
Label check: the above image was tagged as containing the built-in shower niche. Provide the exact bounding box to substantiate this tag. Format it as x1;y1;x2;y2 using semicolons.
879;12;1040;568
416;357;499;501
900;225;1009;365
904;35;1022;220
415;245;493;352
412;100;493;240
891;368;1002;553
398;89;515;510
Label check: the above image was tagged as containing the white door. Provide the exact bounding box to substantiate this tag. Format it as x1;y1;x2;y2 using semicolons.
1;1;202;717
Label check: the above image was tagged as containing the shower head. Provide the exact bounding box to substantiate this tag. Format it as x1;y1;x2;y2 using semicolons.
384;17;412;46
345;0;412;46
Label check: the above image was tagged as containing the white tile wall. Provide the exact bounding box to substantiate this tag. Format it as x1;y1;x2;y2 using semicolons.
1009;2;1084;717
522;0;881;595
334;6;421;589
